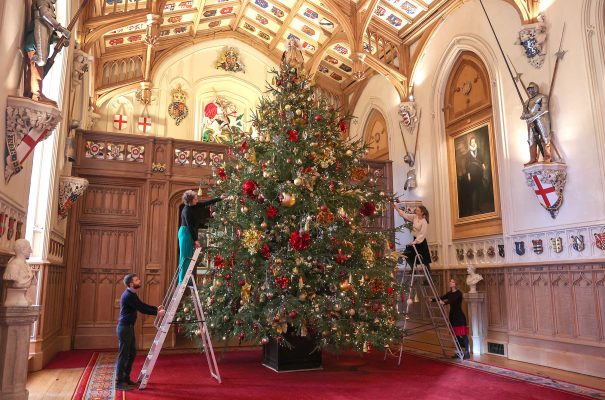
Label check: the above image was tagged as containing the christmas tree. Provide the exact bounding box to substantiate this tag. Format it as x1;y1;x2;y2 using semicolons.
177;63;401;353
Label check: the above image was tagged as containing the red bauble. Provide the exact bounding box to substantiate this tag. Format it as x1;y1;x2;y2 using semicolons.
320;204;328;212
266;205;279;219
225;273;231;281
242;180;258;198
289;230;311;251
217;167;227;181
287;129;299;142
239;279;246;286
276;275;290;289
360;202;376;217
338;120;348;134
387;287;394;295
241;140;248;153
315;114;322;122
261;244;271;259
289;310;297;318
214;255;224;268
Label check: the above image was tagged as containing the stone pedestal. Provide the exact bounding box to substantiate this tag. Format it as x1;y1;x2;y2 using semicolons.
0;306;39;400
464;292;487;355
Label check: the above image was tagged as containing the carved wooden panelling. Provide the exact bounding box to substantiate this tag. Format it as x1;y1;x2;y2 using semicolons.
82;185;138;217
77;271;124;326
597;271;605;340
532;273;554;335
147;183;166;266
551;272;574;337
573;272;599;340
80;228;136;270
444;51;491;126
483;270;507;330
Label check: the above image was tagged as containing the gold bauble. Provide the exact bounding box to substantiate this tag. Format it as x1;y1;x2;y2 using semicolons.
296;109;302;116
260;221;268;229
334;304;342;312
293;178;302;186
284;104;292;111
348;309;356;316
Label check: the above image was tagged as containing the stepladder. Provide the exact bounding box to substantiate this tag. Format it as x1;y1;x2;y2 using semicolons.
137;247;222;389
387;244;465;365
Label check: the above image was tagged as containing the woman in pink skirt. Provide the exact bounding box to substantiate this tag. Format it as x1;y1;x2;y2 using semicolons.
437;278;470;359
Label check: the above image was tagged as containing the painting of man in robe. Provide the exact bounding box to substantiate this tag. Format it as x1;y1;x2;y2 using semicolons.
453;124;495;219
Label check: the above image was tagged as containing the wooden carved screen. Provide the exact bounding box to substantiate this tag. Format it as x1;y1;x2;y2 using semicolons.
444;51;502;239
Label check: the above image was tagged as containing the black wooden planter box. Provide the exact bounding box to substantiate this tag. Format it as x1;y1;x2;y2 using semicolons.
262;333;322;372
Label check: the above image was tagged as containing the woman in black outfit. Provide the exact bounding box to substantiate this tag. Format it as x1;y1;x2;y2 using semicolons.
437;278;470;359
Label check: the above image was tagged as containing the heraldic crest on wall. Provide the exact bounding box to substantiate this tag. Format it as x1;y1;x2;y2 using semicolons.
168;84;189;126
522;163;567;219
58;176;89;219
216;47;245;73
516;16;547;69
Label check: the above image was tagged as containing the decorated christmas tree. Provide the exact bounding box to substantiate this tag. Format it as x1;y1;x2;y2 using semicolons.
178;63;401;353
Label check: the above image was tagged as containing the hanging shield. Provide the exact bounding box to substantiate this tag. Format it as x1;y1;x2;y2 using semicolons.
594;233;605;251
498;244;505;258
523;164;567;219
514;241;525;256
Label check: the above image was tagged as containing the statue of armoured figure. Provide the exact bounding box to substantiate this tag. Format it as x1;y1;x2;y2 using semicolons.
521;82;551;165
23;0;70;105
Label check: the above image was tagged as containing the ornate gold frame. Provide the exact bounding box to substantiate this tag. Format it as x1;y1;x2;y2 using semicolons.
447;118;502;239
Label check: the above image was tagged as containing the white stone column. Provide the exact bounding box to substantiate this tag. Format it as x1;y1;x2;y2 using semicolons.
0;306;39;400
464;292;488;355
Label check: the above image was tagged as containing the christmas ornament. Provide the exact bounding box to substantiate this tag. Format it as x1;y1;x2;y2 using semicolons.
361;245;375;264
289;230;311;250
351;167;367;181
315;114;322;122
287;129;299;142
240;282;252;305
242;180;258;198
242;228;263;254
369;278;385;293
267;205;279;218
279;192;296;207
360;202;376;217
316;209;334;227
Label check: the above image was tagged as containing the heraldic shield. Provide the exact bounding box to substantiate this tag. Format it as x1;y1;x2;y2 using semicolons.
522;163;567;219
550;237;563;253
595;233;605;251
515;241;525;256
532;239;543;255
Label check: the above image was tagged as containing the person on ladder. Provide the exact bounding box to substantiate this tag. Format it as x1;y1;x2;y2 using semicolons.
116;273;166;391
178;190;225;284
434;278;471;359
392;204;432;275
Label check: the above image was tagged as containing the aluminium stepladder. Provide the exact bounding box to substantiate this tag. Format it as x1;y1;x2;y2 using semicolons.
388;244;465;365
137;247;221;389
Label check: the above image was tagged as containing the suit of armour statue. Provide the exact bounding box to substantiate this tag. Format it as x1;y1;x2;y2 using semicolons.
23;0;70;105
521;82;552;165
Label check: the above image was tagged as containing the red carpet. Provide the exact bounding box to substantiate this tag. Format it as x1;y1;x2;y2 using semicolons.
119;351;592;400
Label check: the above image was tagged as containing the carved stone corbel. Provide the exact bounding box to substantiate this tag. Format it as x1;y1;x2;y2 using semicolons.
5;96;61;183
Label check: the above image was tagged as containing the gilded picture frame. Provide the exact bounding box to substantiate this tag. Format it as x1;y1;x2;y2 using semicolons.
447;119;501;238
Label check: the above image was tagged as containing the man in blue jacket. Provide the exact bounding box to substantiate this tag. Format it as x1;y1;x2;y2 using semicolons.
116;273;165;390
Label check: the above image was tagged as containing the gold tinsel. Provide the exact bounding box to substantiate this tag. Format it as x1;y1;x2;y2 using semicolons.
242;228;263;254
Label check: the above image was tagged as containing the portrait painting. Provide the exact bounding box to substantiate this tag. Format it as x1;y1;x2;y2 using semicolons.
450;122;497;221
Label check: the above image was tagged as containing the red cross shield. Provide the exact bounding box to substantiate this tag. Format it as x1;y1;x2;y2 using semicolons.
138;117;152;134
113;114;128;130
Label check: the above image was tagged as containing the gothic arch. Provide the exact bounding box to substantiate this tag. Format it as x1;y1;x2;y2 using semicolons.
362;109;390;161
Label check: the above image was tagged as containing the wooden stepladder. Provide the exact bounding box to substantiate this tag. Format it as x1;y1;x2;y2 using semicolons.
137;247;221;389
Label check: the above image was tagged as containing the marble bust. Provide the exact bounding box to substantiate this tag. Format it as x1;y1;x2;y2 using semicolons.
466;265;483;294
3;239;34;306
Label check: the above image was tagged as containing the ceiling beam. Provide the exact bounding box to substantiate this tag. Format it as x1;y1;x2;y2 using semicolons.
192;0;209;35
232;0;250;30
269;0;305;50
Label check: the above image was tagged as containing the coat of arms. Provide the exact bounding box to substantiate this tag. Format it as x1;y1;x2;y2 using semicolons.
550;237;563;253
571;235;585;252
517;19;547;69
594;233;605;251
216;47;245;73
498;244;505;258
514;241;525;256
532;239;543;255
487;246;495;258
58;176;89;219
168;84;189;126
456;248;464;262
523;163;567;219
398;102;419;134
